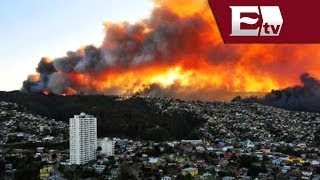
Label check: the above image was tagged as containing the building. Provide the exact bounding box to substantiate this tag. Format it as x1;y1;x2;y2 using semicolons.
181;140;202;144
69;113;97;165
181;167;198;176
93;164;106;174
39;165;53;180
99;137;115;156
241;140;255;148
202;173;214;180
161;176;172;180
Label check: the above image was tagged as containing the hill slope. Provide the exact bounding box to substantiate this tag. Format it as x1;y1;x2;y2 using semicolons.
0;91;205;141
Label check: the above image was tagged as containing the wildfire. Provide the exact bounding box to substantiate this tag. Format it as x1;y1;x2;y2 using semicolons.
23;0;320;101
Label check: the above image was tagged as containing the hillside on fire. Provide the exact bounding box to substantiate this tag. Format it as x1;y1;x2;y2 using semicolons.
21;0;320;102
233;73;320;113
0;91;205;141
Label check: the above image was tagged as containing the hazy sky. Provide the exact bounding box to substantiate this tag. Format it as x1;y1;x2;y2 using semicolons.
0;0;153;91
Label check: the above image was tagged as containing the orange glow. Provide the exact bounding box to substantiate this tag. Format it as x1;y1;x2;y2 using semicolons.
43;90;50;96
38;0;320;101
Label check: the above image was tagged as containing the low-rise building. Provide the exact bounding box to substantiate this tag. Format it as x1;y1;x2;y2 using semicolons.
99;137;115;156
182;167;198;176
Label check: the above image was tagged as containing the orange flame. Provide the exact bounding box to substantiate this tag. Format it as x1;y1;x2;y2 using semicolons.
38;0;320;101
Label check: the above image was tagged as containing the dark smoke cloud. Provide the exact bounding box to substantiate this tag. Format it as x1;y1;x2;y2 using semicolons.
74;46;101;72
21;7;222;95
100;8;209;68
47;73;72;95
234;73;320;112
36;57;56;74
101;22;146;67
23;4;314;103
53;51;82;73
22;58;56;93
22;75;44;93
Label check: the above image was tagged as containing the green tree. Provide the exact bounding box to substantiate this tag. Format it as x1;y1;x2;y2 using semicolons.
183;173;194;180
118;162;129;180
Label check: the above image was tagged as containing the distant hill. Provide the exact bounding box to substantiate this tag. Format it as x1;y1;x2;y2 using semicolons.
0;91;205;141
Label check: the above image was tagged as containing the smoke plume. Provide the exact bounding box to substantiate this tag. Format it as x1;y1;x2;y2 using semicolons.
234;74;320;112
22;0;320;101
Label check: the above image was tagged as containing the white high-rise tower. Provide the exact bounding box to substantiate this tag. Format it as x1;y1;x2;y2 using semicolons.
69;112;97;165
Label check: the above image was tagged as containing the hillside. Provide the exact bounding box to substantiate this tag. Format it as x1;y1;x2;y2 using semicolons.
0;91;205;141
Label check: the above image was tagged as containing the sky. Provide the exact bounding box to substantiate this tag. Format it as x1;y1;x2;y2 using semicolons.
0;0;153;91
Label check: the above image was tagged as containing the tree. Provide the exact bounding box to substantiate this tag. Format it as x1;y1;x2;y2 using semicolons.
183;173;194;180
51;153;57;161
316;166;320;175
118;162;129;180
97;146;102;152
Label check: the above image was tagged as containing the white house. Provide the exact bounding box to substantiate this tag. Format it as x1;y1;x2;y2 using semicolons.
241;140;255;148
161;176;172;180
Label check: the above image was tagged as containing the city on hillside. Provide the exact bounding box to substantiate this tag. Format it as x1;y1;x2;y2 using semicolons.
0;97;320;180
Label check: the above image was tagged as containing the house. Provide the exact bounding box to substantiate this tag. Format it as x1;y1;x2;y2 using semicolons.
149;157;159;164
5;164;13;170
297;143;307;149
272;158;283;165
260;148;271;154
256;153;263;161
37;147;45;153
219;159;229;168
202;172;214;180
217;141;226;148
206;147;214;151
288;157;305;164
182;167;198;176
310;160;320;165
43;136;54;141
282;166;291;174
161;176;172;180
222;176;235;180
181;140;202;145
196;146;205;152
215;165;221;172
301;171;312;177
224;152;232;159
237;167;248;177
165;164;180;176
39;165;53;180
241;140;255;148
222;146;234;152
93;164;106;174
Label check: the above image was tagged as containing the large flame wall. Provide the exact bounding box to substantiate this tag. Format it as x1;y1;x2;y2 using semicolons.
22;0;320;101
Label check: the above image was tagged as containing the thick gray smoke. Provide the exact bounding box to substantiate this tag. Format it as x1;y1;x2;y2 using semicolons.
21;7;233;96
22;3;319;104
234;73;320;112
22;58;56;93
53;51;82;73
